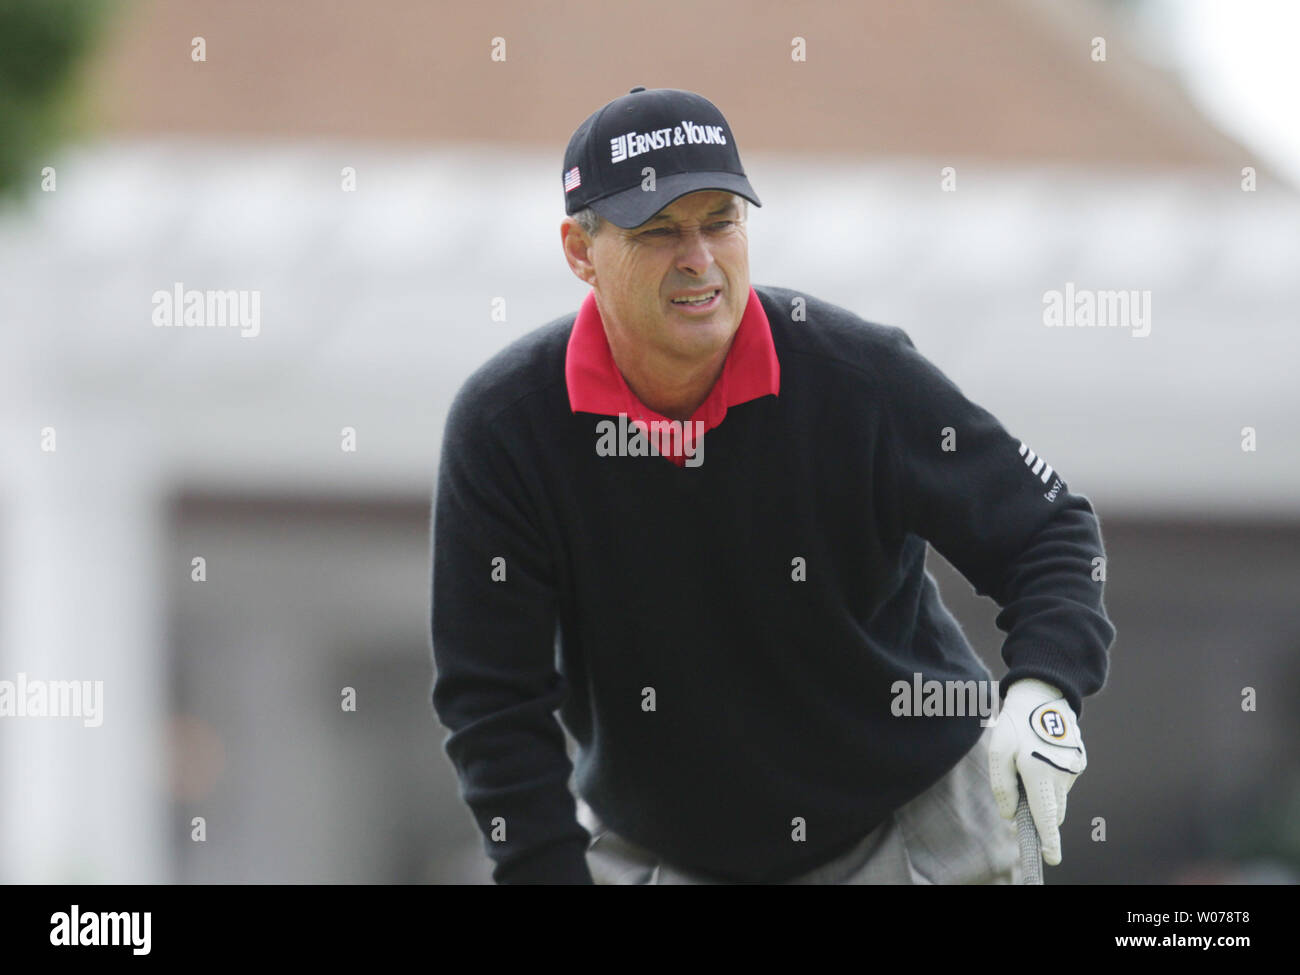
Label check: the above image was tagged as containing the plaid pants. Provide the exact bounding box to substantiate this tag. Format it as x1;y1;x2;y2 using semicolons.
578;724;1019;884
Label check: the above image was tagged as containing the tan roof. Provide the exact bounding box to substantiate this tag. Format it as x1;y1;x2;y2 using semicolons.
84;0;1249;167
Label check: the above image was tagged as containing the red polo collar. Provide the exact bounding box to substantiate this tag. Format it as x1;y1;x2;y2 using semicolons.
565;287;780;466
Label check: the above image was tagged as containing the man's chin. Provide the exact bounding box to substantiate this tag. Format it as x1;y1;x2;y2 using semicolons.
660;313;738;354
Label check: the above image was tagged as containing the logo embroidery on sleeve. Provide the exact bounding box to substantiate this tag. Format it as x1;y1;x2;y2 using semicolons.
1018;441;1062;501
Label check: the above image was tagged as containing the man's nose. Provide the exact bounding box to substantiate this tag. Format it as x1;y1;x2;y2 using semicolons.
675;228;715;275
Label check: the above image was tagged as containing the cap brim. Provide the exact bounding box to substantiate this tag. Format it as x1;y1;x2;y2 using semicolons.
589;172;762;229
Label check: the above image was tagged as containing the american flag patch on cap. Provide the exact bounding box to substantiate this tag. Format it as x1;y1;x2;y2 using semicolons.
563;166;581;193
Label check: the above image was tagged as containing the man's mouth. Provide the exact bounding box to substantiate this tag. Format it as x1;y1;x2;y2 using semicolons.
669;288;721;307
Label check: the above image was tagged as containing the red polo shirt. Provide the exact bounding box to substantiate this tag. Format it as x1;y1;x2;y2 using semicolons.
565;287;781;467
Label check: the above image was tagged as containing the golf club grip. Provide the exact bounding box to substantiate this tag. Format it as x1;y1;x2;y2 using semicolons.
1016;781;1044;885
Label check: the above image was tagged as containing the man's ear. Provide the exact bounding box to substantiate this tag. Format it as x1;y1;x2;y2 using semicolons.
560;218;597;287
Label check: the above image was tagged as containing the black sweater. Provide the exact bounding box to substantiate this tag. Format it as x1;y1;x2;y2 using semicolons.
430;284;1114;884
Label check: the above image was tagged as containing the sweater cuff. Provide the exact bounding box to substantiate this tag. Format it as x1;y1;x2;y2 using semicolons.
1000;664;1086;718
494;836;594;885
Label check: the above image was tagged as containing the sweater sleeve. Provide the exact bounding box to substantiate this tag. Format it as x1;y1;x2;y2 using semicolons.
430;381;593;884
877;327;1115;715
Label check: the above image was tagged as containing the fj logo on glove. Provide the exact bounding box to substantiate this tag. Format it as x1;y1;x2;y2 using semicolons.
1027;699;1085;764
1039;709;1066;739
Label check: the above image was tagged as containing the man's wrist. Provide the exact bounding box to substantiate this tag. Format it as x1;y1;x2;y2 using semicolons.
1006;677;1063;703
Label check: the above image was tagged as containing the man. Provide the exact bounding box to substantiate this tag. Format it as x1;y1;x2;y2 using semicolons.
430;87;1114;884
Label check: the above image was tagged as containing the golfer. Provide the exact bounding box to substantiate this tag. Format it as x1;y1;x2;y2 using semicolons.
430;87;1115;884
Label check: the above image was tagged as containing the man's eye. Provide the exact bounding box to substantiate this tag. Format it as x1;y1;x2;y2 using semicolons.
643;228;673;237
708;221;735;232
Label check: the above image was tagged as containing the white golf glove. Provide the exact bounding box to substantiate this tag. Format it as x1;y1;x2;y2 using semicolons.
988;678;1086;866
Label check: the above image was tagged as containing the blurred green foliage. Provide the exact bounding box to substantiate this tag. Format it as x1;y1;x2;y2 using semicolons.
0;0;115;198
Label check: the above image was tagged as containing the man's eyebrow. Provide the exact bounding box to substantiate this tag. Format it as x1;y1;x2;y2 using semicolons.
642;201;740;225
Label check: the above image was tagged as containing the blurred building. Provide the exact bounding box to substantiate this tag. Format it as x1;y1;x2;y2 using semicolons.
0;0;1296;883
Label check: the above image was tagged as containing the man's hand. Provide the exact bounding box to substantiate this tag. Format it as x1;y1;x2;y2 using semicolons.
988;678;1086;866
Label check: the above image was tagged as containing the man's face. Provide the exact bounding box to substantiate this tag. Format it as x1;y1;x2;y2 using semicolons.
573;190;750;364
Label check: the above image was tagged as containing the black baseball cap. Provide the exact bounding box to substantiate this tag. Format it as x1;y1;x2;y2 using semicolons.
562;86;761;229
